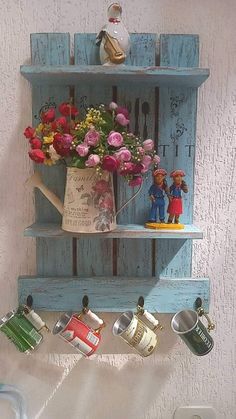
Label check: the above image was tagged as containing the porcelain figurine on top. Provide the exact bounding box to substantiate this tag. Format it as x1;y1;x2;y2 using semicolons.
167;170;188;224
148;169;169;224
96;3;130;65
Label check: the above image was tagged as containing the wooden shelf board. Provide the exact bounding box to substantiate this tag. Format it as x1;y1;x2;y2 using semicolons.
18;276;210;313
20;65;209;87
24;223;203;239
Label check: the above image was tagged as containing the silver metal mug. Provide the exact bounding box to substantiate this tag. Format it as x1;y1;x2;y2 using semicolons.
171;308;215;356
113;309;163;357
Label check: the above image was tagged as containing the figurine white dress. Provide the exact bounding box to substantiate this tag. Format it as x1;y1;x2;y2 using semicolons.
96;3;130;65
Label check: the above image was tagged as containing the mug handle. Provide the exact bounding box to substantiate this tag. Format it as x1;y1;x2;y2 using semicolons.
137;306;163;331
197;307;215;332
78;308;106;334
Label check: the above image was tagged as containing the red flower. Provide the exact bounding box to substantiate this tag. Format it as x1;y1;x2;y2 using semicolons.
101;155;119;172
59;102;79;118
53;133;73;156
51;117;68;131
41;108;56;123
30;137;42;149
28;149;45;163
129;176;143;187
93;180;111;194
99;193;114;210
24;126;35;139
119;162;143;175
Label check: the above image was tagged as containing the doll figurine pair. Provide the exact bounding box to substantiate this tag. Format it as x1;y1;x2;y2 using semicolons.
147;169;188;226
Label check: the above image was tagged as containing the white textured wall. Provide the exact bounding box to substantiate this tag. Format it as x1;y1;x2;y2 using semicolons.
0;1;235;418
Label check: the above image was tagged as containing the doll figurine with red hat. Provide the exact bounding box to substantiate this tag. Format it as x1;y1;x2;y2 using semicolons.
148;169;169;223
167;170;188;224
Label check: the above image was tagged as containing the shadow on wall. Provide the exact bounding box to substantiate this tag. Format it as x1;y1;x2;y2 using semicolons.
39;356;172;419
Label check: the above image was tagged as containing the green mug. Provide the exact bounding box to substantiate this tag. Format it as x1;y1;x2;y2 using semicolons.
171;307;215;356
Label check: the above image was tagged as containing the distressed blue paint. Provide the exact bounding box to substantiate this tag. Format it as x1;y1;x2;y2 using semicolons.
156;34;201;278
74;33;113;276
24;222;203;239
20;64;209;87
18;276;210;313
30;33;73;276
116;34;157;276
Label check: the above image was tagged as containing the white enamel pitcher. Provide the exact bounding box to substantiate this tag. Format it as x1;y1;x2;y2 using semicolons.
27;168;142;233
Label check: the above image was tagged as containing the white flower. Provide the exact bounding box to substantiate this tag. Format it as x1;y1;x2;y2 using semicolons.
49;145;61;162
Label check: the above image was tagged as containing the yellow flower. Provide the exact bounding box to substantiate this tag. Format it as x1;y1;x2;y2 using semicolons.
44;157;54;166
36;123;44;134
43;134;54;144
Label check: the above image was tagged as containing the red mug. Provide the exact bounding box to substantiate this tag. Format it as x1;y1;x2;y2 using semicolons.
53;309;105;356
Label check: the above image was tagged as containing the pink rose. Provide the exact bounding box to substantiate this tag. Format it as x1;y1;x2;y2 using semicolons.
153;154;161;164
116;106;129;119
109;102;118;110
76;143;89;157
107;131;124;147
137;146;145;155
115;113;129;126
84;129;100;146
129;176;143;187
141;155;152;173
114;147;131;162
143;139;154;151
85;154;100;167
102;155;119;172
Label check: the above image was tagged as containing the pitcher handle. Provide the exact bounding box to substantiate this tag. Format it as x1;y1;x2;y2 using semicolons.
115;183;143;217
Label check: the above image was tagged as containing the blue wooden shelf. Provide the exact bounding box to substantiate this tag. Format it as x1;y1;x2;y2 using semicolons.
18;33;211;314
20;65;209;87
24;223;203;239
18;276;210;313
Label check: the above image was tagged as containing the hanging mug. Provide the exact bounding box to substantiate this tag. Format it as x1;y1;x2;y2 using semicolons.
53;307;105;356
112;302;163;357
0;310;43;353
171;303;215;356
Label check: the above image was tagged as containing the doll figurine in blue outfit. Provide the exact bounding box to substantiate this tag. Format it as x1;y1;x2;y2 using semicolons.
148;169;169;223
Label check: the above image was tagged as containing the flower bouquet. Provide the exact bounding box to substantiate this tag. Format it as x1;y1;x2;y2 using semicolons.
24;101;160;233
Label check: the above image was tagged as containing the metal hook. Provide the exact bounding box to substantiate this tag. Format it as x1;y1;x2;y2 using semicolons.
78;296;105;333
26;295;33;308
24;295;49;332
82;295;89;313
195;297;215;332
137;296;145;314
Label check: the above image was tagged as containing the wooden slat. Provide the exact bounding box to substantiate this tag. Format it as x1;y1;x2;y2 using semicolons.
31;33;73;276
24;223;203;239
116;34;157;277
74;33;113;276
156;34;200;278
20;65;209;87
18;276;210;313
